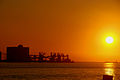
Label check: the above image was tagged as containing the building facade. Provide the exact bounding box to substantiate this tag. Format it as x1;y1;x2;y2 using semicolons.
7;45;30;62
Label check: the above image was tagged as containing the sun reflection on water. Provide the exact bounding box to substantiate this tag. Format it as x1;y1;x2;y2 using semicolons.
104;63;114;76
105;68;114;76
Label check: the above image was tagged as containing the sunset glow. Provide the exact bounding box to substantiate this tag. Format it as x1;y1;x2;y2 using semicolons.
106;37;114;44
0;0;120;62
1;0;120;80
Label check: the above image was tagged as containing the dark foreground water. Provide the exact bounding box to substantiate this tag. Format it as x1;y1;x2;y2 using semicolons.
0;62;120;80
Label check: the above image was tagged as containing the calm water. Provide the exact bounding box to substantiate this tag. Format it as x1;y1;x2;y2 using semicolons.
0;62;120;80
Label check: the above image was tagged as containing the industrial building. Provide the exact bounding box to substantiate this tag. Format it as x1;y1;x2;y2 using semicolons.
7;45;30;62
30;52;73;63
6;44;73;63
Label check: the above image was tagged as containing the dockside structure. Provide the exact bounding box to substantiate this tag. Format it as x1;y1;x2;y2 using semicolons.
6;45;73;62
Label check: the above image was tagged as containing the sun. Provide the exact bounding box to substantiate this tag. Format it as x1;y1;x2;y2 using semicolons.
106;37;114;44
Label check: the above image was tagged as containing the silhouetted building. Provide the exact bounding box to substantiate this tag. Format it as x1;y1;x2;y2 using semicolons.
38;52;45;62
49;52;56;62
7;45;30;62
56;53;61;62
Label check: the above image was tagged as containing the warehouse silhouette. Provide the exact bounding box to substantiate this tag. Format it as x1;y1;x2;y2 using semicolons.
4;45;74;62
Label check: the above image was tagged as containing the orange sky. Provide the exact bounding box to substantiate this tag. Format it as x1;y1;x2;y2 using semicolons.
0;0;120;62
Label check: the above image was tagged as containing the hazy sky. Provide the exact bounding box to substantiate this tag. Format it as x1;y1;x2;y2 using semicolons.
0;0;120;62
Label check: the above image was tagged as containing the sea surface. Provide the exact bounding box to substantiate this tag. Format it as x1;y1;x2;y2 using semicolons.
0;62;120;80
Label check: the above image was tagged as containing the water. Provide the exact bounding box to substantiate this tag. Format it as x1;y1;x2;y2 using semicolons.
0;62;120;80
